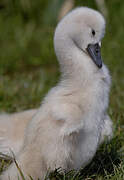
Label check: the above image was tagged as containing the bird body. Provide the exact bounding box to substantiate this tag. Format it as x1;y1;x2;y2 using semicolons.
0;7;113;180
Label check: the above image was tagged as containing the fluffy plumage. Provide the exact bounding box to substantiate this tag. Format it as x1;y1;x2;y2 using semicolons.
0;7;113;180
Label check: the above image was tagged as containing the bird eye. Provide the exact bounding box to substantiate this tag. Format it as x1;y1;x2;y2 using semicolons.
92;29;95;36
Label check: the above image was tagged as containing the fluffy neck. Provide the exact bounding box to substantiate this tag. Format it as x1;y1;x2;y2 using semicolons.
54;32;98;88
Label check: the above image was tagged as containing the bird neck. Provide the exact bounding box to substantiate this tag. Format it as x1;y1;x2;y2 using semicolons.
54;35;97;87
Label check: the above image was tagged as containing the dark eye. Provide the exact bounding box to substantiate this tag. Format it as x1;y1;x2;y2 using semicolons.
92;29;95;36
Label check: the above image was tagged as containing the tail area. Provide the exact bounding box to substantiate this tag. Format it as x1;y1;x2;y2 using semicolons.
0;109;37;157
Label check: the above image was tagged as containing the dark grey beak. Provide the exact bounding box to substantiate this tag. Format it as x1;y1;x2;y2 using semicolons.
86;43;102;68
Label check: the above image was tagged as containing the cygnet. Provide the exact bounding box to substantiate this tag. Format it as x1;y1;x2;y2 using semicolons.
0;7;113;180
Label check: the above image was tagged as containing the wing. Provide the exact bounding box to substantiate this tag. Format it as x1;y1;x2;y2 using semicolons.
51;102;84;136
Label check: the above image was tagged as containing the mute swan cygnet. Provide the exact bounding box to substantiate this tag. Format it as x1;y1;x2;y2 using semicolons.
0;7;113;180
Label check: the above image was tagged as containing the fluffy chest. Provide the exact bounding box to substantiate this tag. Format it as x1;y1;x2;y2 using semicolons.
79;66;110;130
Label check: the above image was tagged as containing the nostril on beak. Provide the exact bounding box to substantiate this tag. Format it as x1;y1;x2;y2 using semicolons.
96;49;99;53
95;44;99;54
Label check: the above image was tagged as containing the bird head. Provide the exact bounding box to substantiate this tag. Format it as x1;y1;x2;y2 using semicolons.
54;7;105;69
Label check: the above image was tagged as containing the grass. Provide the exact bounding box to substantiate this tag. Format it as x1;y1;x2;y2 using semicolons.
0;0;124;179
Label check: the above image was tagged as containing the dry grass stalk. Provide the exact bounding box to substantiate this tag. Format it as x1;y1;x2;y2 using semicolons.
58;0;74;20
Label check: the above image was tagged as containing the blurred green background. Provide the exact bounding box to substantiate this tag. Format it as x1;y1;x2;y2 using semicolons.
0;0;123;121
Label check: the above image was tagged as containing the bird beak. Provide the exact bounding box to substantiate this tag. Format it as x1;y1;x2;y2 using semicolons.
86;43;102;68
